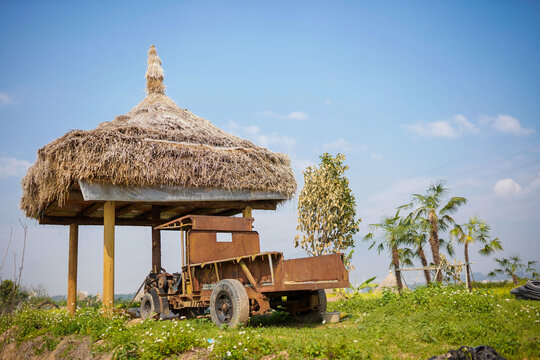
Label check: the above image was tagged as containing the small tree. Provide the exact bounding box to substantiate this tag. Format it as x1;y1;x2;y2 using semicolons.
451;216;502;290
363;211;414;292
0;279;29;314
295;153;360;266
409;181;467;282
488;256;538;285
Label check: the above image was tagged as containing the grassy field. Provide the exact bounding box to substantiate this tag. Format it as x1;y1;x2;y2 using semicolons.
0;283;538;359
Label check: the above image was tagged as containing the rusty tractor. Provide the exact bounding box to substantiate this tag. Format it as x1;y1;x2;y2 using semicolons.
139;215;349;327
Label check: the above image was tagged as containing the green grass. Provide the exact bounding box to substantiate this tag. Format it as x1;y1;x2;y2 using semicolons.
0;283;538;359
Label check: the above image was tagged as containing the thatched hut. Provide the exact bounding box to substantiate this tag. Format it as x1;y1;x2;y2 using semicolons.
374;270;408;292
21;45;296;312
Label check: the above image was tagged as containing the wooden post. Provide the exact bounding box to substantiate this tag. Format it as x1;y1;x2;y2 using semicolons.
242;206;253;230
242;206;252;218
67;224;78;315
103;201;115;310
151;206;161;273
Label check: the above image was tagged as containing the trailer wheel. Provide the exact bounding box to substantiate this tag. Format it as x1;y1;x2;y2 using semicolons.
140;293;159;320
317;290;327;313
210;279;249;328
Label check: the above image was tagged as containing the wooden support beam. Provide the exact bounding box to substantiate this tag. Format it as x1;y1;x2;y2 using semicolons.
135;208;153;220
159;204;183;213
67;224;78;315
242;206;253;230
151;206;162;273
39;216;153;226
242;206;252;218
67;190;84;202
40;200;277;226
77;202;102;217
214;209;243;217
138;204;179;220
103;201;115;310
115;204;139;217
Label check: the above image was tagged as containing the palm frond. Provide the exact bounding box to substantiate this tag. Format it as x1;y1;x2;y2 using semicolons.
439;214;456;231
490;238;503;251
441;238;455;257
363;232;374;242
440;196;467;215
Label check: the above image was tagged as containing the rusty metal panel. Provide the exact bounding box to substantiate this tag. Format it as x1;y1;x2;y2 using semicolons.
191;256;276;291
232;232;260;255
282;253;347;283
188;230;261;263
191;216;253;231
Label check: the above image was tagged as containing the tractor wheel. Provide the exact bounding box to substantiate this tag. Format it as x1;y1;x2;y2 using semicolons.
140;293;159;320
317;289;327;313
210;279;249;328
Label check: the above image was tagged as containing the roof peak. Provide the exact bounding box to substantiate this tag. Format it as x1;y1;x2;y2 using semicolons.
145;45;165;95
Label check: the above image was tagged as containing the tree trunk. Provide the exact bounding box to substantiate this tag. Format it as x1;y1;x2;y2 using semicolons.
418;245;431;284
428;210;442;282
392;246;403;292
512;273;518;285
464;242;472;291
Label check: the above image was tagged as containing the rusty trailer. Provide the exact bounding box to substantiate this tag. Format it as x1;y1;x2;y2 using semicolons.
139;215;349;327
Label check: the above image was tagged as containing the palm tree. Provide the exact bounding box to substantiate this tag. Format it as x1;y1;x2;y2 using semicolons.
451;216;503;290
489;256;538;285
401;214;456;285
402;216;431;284
364;211;414;292
409;181;467;282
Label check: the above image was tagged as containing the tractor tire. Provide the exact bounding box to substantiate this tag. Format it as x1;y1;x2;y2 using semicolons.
318;289;327;313
210;279;249;328
140;293;159;320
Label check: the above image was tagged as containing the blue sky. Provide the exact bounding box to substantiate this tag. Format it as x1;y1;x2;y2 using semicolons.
0;1;539;294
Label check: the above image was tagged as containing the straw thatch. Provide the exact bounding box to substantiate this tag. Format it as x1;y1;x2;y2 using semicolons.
21;45;296;218
374;271;408;292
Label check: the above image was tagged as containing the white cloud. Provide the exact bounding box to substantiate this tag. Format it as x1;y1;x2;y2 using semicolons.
0;156;31;178
405;114;479;139
227;120;296;151
260;110;308;120
244;124;260;136
485;114;534;136
493;173;540;198
322;138;366;154
370;152;383;160
287;111;308;120
453;114;478;133
0;92;15;106
324;99;332;105
256;132;296;149
322;138;350;152
494;178;522;196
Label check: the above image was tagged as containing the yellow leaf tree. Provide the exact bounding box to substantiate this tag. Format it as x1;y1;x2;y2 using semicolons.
295;153;360;266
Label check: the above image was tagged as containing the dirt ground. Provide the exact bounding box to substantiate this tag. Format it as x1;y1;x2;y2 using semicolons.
0;334;215;360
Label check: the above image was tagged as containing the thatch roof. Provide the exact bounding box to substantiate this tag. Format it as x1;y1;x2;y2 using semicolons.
21;45;296;219
374;271;408;292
